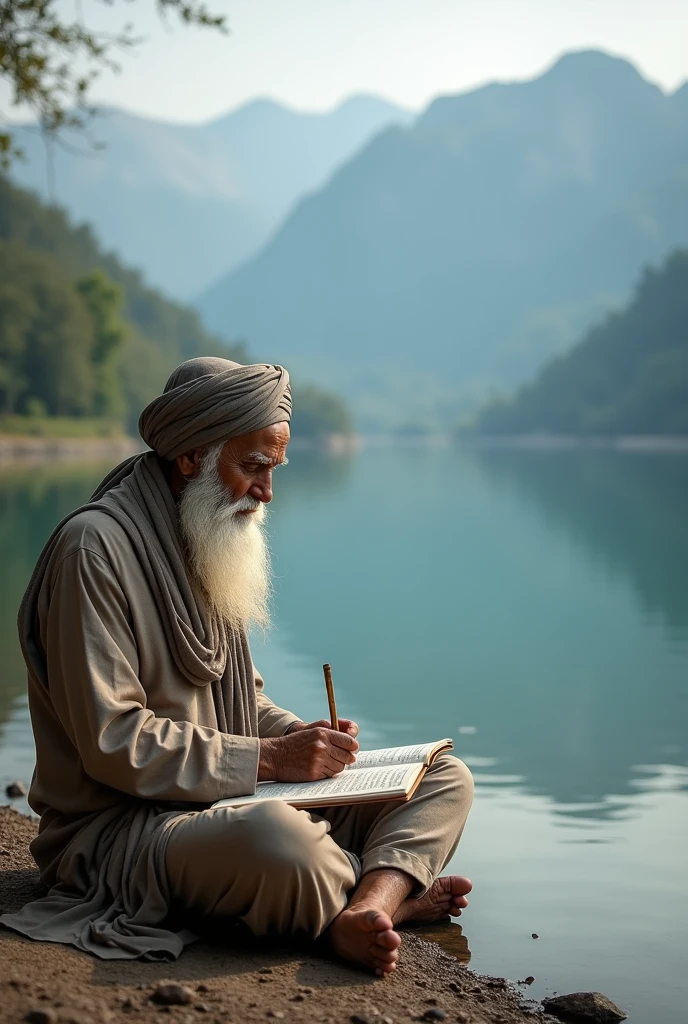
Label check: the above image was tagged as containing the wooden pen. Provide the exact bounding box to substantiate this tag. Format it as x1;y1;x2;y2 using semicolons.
323;663;339;731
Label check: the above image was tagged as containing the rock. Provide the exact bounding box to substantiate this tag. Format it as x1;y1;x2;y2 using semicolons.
290;995;305;1002
266;1013;284;1020
532;933;539;939
195;1006;212;1014
455;1014;468;1024
543;992;627;1022
351;1016;373;1024
25;1011;58;1024
422;1011;446;1022
150;983;194;1007
523;977;535;985
259;977;272;984
6;780;27;798
259;967;273;975
0;845;10;855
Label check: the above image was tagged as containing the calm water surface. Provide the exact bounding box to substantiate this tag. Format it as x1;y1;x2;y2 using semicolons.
0;447;686;1022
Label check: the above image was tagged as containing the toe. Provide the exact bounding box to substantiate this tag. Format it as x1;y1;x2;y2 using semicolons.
370;946;399;963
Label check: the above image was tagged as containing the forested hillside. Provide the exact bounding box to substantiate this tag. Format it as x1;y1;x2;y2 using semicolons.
469;251;688;435
0;177;351;438
198;51;688;429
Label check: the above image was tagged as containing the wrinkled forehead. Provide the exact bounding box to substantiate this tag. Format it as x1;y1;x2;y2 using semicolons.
223;422;290;462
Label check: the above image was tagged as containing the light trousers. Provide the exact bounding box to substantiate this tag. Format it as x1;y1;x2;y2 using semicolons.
163;754;473;938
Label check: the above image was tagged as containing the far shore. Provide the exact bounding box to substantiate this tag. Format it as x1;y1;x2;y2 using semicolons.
3;430;688;466
0;432;361;465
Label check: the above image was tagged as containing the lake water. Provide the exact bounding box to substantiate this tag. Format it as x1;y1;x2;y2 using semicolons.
1;446;686;1022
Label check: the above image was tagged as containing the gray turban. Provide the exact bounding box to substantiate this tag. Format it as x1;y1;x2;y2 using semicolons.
139;356;292;460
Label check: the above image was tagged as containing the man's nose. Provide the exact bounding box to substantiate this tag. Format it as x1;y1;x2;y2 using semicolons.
249;471;273;504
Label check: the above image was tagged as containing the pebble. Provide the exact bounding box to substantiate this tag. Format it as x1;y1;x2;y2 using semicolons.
290;995;305;1002
351;1015;376;1024
531;933;539;939
0;845;9;855
25;1012;58;1024
259;977;272;984
543;992;627;1022
6;780;27;798
455;1014;468;1024
259;968;273;975
266;1013;284;1020
422;1011;446;1022
150;984;194;1007
523;976;535;985
195;1006;211;1014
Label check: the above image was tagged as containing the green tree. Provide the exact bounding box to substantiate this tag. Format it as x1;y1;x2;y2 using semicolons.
0;0;226;167
76;269;127;418
0;239;94;414
290;383;353;438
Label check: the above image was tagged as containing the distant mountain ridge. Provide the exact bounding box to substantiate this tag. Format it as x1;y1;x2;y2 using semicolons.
197;51;688;430
9;95;412;297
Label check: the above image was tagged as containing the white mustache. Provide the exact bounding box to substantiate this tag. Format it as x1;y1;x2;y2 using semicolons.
223;494;264;517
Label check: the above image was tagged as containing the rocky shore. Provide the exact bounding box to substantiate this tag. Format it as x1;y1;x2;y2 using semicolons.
0;807;545;1024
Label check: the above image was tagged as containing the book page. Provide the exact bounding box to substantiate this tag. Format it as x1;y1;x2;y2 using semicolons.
213;762;423;809
348;739;452;771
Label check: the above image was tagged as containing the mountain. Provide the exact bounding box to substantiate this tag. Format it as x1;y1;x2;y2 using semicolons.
197;51;688;430
9;96;412;298
467;249;688;435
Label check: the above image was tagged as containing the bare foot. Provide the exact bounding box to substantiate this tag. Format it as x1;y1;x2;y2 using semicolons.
393;875;473;925
328;906;402;976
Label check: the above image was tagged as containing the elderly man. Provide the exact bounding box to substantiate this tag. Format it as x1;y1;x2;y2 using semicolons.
1;358;473;974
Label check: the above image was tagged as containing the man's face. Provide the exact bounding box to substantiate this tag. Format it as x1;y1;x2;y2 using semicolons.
216;422;290;509
176;422;290;506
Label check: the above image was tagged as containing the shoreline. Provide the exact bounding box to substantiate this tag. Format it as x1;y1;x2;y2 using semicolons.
0;435;142;465
0;807;544;1024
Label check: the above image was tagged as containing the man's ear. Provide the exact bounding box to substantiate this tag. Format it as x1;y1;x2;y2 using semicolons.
175;448;203;479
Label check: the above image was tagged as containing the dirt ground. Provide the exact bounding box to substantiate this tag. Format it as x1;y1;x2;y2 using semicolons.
0;807;545;1024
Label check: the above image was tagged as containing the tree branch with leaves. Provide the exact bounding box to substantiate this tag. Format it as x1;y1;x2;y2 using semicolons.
0;0;227;168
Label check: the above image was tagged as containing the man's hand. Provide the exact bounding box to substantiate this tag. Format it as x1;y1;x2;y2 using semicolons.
288;718;359;739
259;725;359;782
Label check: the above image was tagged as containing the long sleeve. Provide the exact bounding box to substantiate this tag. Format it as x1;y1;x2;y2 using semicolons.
254;666;303;738
44;546;260;802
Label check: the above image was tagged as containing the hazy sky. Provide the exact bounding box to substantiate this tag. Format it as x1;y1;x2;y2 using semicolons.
4;0;688;123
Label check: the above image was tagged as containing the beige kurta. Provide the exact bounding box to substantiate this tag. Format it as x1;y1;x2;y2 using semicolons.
0;508;300;959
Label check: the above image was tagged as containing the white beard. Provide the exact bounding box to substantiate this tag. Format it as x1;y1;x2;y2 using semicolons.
178;443;272;632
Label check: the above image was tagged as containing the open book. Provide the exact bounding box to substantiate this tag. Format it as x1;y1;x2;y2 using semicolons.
212;738;453;811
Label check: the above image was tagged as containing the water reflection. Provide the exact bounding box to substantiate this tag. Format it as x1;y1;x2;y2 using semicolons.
266;447;688;822
411;921;471;964
470;449;688;638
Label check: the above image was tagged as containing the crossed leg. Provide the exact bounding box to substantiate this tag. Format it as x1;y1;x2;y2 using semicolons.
163;754;474;974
